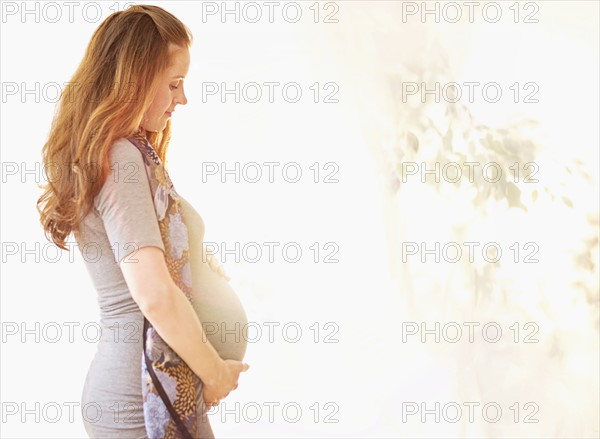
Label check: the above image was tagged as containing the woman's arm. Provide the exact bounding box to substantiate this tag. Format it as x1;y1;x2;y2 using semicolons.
120;245;224;386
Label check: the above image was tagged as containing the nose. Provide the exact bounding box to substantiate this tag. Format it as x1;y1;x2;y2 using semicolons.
176;84;188;106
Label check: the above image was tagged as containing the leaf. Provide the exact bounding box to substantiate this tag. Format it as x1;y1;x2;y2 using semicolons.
532;190;538;202
562;196;574;208
506;182;528;211
407;132;419;153
574;253;594;271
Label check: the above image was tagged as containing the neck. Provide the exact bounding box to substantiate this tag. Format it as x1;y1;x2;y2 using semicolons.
134;126;148;141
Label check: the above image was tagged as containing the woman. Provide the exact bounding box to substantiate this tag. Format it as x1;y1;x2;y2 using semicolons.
36;5;249;438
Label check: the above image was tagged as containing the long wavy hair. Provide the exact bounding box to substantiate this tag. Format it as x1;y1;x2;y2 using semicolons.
37;5;193;251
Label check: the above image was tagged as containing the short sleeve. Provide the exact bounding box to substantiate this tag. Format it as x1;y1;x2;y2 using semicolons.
94;137;165;265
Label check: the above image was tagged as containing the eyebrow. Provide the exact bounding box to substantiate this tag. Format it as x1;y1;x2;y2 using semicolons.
171;76;185;80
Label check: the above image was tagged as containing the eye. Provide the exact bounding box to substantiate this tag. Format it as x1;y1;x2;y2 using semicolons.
170;84;179;90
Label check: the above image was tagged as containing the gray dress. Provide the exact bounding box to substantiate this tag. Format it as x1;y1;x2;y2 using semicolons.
74;138;248;438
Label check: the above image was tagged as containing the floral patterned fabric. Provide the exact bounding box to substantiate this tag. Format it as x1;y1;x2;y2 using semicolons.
127;128;199;439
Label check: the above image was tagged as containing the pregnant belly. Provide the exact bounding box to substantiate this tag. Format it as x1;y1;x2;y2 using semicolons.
188;250;248;362
179;195;248;361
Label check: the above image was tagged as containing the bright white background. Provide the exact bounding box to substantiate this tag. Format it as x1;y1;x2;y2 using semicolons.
1;1;598;438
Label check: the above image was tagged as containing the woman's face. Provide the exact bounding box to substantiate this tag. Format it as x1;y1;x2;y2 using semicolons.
141;43;190;132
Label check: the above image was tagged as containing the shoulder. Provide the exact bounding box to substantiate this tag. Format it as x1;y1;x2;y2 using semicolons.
93;137;151;209
95;137;148;199
107;137;144;163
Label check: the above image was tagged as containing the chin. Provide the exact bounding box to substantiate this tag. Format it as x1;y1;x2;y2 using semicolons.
148;125;165;133
144;120;169;133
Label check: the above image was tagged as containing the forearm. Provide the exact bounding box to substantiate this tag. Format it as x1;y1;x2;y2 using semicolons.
142;283;223;386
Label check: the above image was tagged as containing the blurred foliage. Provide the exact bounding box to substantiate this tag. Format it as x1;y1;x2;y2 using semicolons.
369;42;599;323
